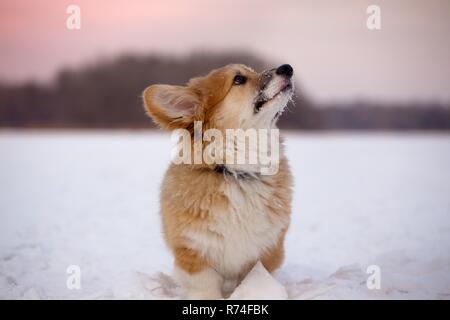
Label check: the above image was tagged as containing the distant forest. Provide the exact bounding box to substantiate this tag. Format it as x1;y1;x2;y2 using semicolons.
1;52;449;130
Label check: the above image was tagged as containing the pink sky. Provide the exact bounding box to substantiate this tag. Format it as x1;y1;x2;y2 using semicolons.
0;0;449;102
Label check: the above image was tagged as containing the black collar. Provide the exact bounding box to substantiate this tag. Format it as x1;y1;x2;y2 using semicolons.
214;165;259;180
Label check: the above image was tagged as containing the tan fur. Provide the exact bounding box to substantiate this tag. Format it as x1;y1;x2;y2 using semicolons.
143;64;293;299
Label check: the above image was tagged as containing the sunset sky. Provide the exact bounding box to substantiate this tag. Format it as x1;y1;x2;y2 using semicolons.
0;0;449;102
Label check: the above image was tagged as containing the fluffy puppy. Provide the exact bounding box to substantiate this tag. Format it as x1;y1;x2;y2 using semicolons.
143;64;294;299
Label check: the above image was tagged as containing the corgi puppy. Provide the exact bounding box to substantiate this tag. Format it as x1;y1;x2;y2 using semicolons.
143;64;294;299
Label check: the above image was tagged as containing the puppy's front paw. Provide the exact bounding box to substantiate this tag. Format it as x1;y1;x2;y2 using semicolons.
175;266;224;300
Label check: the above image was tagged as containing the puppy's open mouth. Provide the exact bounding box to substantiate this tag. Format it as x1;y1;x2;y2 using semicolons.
254;82;293;113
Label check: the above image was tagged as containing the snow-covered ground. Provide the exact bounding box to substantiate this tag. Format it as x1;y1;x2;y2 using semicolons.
0;130;449;299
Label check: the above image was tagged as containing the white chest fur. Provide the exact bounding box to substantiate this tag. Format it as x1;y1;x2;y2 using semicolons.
183;176;289;278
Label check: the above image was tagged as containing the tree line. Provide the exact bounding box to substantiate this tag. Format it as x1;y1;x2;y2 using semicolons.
1;52;449;130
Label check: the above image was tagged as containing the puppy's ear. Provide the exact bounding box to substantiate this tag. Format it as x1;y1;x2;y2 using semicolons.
143;84;199;130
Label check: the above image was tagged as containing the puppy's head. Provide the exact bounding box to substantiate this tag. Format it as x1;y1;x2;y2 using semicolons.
143;64;294;132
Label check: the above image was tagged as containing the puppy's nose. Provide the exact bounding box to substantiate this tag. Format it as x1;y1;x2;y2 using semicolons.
276;64;293;78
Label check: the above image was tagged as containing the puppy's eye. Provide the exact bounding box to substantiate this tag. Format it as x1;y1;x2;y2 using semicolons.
233;74;247;85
